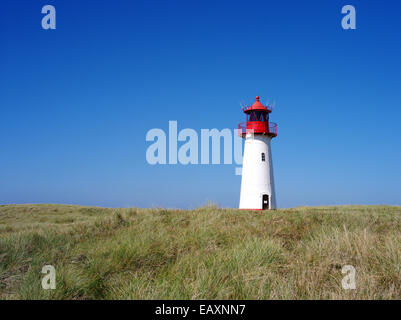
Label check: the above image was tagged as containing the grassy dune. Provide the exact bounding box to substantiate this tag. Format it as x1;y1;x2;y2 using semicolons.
0;204;400;300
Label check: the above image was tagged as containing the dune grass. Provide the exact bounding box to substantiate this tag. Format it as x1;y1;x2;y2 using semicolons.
0;204;400;299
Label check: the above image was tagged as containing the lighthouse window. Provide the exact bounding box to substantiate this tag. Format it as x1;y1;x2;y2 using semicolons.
263;113;268;121
261;153;265;162
250;111;264;121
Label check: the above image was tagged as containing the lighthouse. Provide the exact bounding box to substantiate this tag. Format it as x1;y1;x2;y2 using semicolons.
238;94;278;210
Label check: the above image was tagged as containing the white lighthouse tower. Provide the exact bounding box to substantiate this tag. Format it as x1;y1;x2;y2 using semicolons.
239;94;278;210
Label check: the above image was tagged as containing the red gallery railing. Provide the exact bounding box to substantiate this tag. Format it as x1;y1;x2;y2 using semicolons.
238;122;277;137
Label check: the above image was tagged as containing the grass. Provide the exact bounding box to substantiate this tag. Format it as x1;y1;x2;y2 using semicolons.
0;204;400;299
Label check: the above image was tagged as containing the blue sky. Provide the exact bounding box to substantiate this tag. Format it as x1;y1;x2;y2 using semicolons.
1;0;400;208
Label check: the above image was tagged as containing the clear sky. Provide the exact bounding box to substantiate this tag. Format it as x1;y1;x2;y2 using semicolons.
1;0;400;208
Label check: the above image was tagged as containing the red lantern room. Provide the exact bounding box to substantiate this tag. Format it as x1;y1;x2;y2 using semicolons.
238;94;277;138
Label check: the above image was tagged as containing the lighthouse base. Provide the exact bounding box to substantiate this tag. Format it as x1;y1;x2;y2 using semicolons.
239;134;276;210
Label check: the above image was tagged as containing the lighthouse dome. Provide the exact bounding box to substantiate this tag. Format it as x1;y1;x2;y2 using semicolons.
251;97;265;110
243;95;272;113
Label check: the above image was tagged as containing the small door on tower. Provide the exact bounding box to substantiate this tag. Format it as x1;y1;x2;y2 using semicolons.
262;194;269;210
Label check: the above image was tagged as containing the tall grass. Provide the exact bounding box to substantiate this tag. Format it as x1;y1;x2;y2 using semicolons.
0;204;400;299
